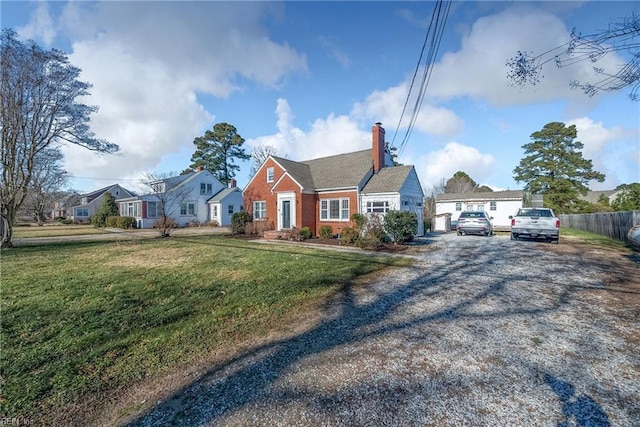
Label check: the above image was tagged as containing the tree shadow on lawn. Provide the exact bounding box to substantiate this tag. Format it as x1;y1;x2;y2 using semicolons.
124;238;608;426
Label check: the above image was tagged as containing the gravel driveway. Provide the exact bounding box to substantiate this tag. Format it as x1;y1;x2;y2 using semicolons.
127;233;639;426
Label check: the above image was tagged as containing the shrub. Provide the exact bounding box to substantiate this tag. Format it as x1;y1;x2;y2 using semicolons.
231;211;253;235
188;220;201;227
300;226;313;240
318;225;333;239
350;213;366;234
363;214;386;241
154;217;178;237
206;220;220;227
106;216;119;228
53;216;66;222
117;216;137;229
384;210;418;244
340;226;358;245
106;216;136;229
246;219;273;236
287;227;301;241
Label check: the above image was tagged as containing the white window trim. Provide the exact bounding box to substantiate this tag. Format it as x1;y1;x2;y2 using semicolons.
253;200;267;220
180;202;196;216
366;200;390;214
266;167;275;183
320;198;350;221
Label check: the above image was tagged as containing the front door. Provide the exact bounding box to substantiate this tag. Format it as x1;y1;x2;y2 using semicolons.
282;200;291;229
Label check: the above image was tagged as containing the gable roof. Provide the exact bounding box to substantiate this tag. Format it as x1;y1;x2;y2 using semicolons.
580;190;616;204
208;187;241;203
362;165;415;194
273;150;374;190
436;190;524;202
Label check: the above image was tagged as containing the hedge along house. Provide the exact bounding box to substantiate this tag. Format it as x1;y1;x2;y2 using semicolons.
243;123;425;237
69;184;136;223
116;168;241;228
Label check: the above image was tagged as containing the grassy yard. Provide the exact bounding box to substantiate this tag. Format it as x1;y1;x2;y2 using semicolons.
11;224;109;238
560;226;631;250
1;235;410;424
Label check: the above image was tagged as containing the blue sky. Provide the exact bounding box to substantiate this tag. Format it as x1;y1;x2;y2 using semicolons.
3;1;639;194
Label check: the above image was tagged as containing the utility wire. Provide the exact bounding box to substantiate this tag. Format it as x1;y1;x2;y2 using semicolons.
391;0;452;157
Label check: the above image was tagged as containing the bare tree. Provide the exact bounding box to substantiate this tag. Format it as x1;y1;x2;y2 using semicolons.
1;29;118;247
423;178;445;233
506;12;640;100
21;147;68;224
249;145;280;178
142;172;191;237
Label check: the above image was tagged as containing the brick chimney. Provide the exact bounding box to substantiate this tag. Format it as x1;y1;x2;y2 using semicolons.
229;178;237;188
372;122;386;173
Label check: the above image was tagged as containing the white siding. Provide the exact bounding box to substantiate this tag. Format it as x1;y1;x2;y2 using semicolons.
436;198;523;230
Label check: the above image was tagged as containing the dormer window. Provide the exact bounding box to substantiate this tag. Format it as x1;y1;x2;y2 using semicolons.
266;167;275;183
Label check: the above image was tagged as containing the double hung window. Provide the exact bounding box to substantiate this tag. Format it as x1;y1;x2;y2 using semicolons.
320;198;349;220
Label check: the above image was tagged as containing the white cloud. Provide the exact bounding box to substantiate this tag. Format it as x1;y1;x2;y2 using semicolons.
351;84;464;137
568;117;638;189
412;142;496;191
247;99;369;162
428;6;627;106
17;2;56;45
34;2;308;190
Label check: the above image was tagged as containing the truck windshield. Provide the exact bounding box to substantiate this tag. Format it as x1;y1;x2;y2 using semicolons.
518;209;552;217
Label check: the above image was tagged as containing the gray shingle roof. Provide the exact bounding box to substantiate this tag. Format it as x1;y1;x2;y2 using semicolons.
208;187;240;202
274;150;374;190
580;190;616;204
362;165;414;193
436;190;524;201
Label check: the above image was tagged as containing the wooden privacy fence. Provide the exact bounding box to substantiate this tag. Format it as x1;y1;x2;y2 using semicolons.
558;210;640;244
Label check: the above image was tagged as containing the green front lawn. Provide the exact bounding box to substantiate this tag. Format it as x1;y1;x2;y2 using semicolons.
1;236;410;424
11;224;108;238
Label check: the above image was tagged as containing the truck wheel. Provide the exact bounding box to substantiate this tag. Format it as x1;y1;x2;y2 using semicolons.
553;238;559;244
510;232;516;241
457;230;462;236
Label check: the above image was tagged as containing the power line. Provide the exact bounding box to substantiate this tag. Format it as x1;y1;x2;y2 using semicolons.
67;175;142;182
391;0;452;157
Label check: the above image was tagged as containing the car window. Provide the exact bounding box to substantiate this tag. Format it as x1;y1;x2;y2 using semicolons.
517;209;552;217
460;212;486;218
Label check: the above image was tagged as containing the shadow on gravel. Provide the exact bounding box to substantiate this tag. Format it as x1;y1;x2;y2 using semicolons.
544;374;610;427
125;236;609;426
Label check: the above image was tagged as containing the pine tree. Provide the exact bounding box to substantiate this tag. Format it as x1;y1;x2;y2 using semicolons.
189;123;250;185
513;122;605;213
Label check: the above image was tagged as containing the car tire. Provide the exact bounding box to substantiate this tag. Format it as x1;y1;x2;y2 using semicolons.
457;231;462;236
553;238;559;244
510;232;516;241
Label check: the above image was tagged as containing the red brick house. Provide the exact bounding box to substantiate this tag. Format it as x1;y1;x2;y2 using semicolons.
243;123;425;237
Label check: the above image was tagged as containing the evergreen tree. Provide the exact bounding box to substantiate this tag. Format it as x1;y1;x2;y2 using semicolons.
513;122;605;213
93;192;119;228
611;183;640;211
444;171;479;193
189;123;250;185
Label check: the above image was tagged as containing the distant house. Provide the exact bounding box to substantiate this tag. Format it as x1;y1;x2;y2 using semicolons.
208;180;244;226
243;123;425;237
435;190;524;231
580;189;622;205
69;184;136;223
116;168;242;228
52;193;81;218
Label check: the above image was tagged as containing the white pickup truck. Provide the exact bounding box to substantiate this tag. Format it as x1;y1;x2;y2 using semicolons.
510;207;560;244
